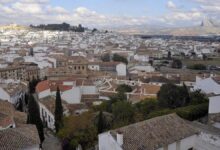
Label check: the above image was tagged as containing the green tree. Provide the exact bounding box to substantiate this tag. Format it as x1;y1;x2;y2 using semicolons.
96;111;106;133
112;101;134;127
17;98;23;112
58;112;97;150
101;53;111;62
55;87;63;133
149;60;154;66
27;95;45;143
116;84;132;93
167;51;172;60
29;48;34;56
112;54;128;64
135;99;158;117
110;91;127;102
202;54;208;60
157;83;187;109
188;64;207;70
190;90;208;105
181;83;191;105
171;59;182;69
29;77;41;94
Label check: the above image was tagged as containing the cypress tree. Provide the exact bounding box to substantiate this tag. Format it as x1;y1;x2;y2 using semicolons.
27;94;45;143
97;111;104;133
17;98;23;112
55;87;63;133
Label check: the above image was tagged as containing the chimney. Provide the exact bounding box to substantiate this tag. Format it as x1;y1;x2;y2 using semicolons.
117;132;123;146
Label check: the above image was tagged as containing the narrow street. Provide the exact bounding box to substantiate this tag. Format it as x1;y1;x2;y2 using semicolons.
42;129;62;150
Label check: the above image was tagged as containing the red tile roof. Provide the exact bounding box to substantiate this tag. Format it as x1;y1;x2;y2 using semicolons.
36;80;49;93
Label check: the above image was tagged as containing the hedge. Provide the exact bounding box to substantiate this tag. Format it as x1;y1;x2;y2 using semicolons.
146;103;208;121
176;103;208;121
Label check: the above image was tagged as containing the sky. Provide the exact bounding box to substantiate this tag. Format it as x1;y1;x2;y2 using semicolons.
0;0;220;28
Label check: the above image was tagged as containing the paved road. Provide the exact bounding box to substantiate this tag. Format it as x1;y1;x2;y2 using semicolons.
42;129;62;150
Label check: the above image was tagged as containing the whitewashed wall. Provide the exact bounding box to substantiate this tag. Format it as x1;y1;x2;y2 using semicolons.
116;63;126;76
195;133;220;150
157;135;196;150
99;132;122;150
81;86;98;95
39;102;55;130
62;87;81;104
38;89;51;99
209;96;220;114
194;77;220;95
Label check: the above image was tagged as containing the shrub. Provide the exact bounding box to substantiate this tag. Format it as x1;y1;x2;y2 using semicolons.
146;103;208;121
116;84;132;93
188;64;207;70
135;99;158;117
112;54;128;64
171;59;182;69
176;103;208;121
147;109;174;119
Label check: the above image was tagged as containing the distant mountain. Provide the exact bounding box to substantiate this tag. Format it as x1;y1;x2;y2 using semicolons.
0;24;29;30
115;19;220;36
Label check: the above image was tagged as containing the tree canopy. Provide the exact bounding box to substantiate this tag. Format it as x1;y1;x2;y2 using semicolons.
171;59;182;69
58;112;97;150
112;54;128;64
30;23;86;32
187;64;207;70
157;83;190;109
116;84;132;93
112;101;134;127
101;53;111;62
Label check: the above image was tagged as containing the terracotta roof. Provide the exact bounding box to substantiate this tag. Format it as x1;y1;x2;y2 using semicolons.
13;111;27;124
36;79;95;93
0;100;15;116
0;100;27;126
36;80;49;93
36;80;73;93
0;124;40;150
0;113;14;129
141;84;161;95
111;114;198;150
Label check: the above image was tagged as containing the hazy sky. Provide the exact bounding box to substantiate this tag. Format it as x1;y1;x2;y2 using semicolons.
0;0;219;28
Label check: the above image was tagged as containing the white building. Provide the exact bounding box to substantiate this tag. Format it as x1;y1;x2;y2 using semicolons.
89;62;127;76
99;113;220;150
134;54;149;62
129;65;155;74
36;79;98;104
193;76;220;95
193;75;220;124
209;95;220;114
99;114;199;150
116;63;127;76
